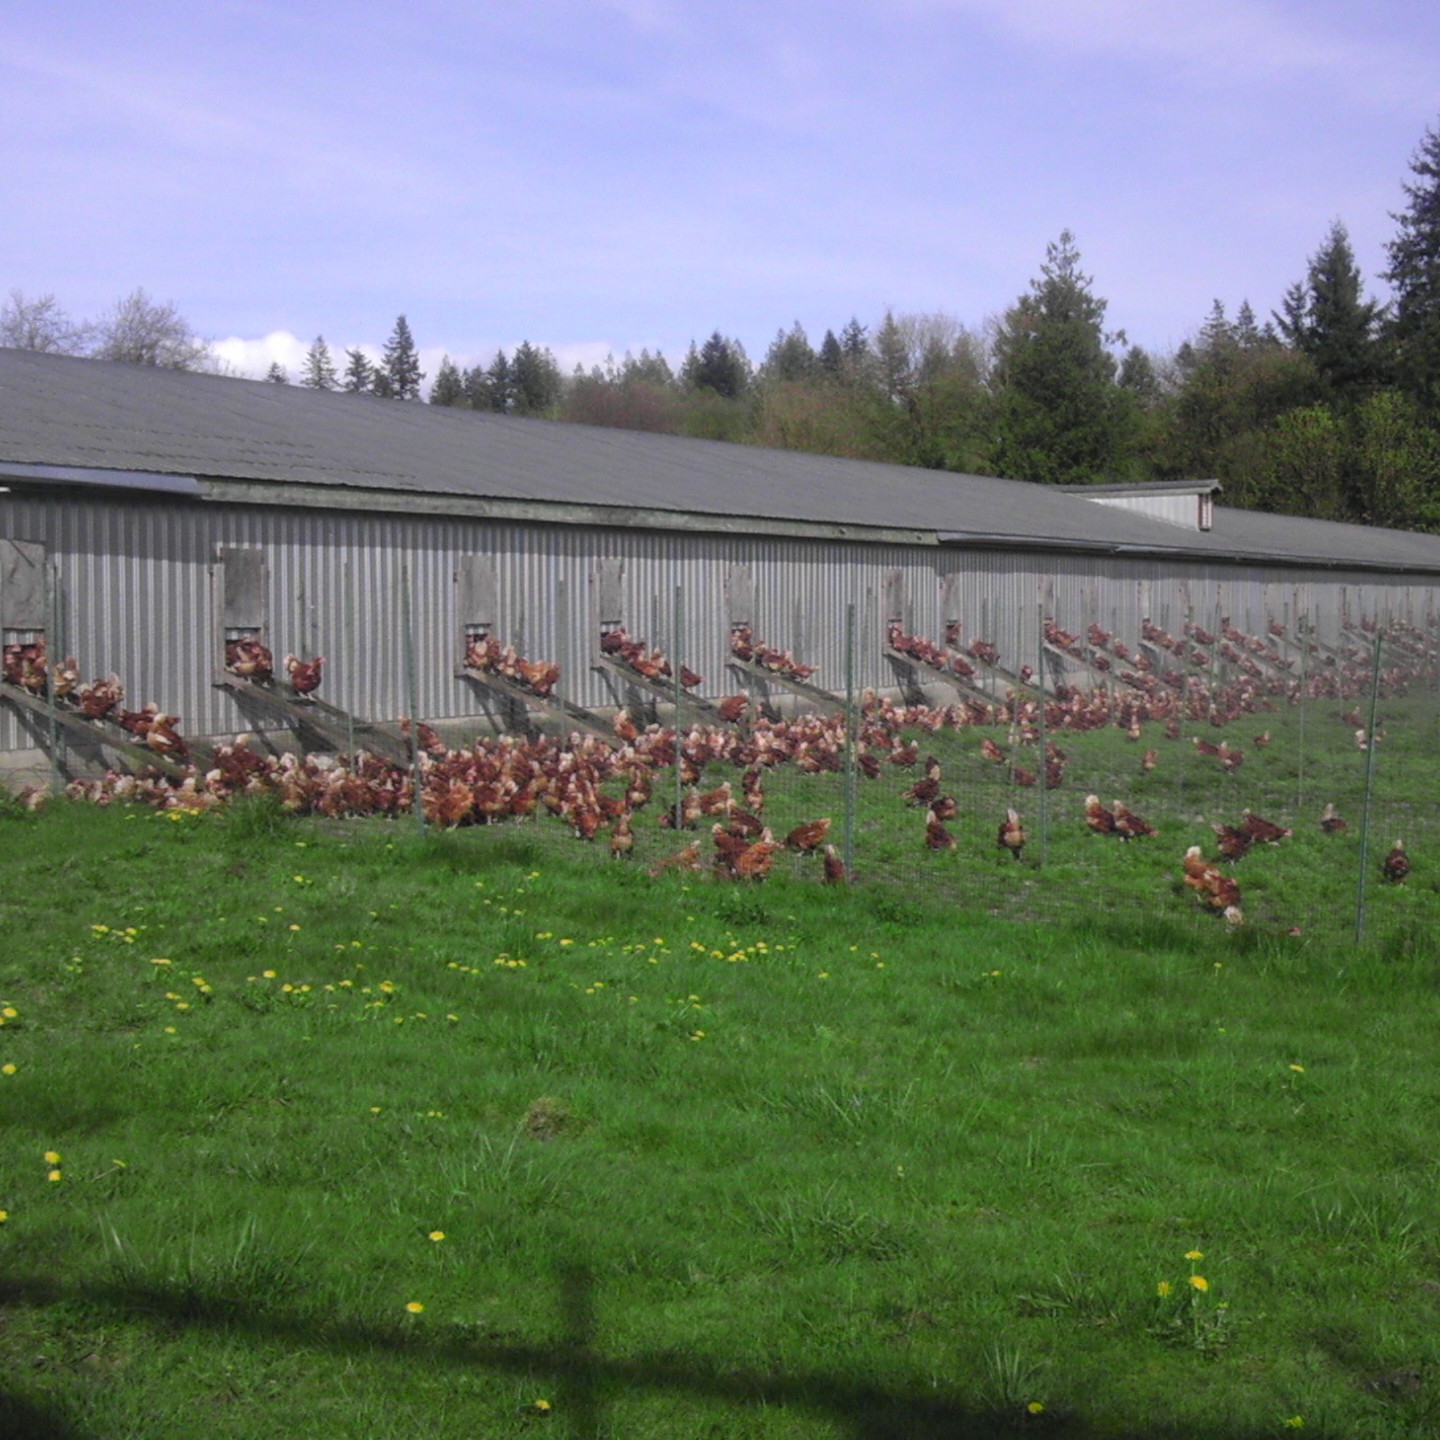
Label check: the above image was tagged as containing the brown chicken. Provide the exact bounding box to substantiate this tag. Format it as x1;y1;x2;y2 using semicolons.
1381;839;1410;884
924;808;957;851
609;814;635;860
285;653;325;695
1085;794;1118;836
1113;800;1156;840
822;845;847;884
516;658;561;697
649;841;702;876
77;674;124;720
903;774;941;808
1240;809;1291;844
1140;747;1158;772
1212;823;1254;863
930;794;959;822
51;655;80;698
1182;845;1244;923
225;637;274;681
1319;802;1348;836
734;833;780;881
980;737;1008;765
717;692;750;724
785;817;831;853
997;808;1026;861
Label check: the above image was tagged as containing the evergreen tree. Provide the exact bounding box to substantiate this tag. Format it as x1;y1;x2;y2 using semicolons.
429;354;465;406
989;231;1127;483
511;341;562;415
342;347;374;393
370;368;396;399
300;335;338;390
818;329;843;376
381;314;424;400
1275;221;1383;401
265;362;290;384
683;332;750;398
760;322;817;385
1384;116;1440;411
462;364;490;410
485;350;514;413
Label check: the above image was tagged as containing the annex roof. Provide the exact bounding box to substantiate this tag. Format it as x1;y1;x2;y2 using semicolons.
3;348;1440;574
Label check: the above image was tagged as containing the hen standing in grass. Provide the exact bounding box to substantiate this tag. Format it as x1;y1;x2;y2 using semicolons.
997;809;1026;861
1382;840;1410;884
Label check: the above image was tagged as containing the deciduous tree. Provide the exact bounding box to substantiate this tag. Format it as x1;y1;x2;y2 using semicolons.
0;289;89;353
92;287;210;369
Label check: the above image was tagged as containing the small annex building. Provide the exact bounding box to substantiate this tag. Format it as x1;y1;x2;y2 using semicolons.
3;347;1439;779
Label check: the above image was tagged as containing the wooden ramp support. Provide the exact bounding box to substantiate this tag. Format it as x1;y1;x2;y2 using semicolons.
1;681;193;780
725;656;840;712
591;653;731;725
882;644;1008;705
457;665;613;740
215;675;410;765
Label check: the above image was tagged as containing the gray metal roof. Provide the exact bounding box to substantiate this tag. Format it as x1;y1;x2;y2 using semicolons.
4;347;1440;573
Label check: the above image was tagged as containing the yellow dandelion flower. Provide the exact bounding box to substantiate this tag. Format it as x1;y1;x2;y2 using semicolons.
1189;1275;1209;1292
47;1169;62;1182
1027;1401;1045;1414
534;1398;552;1412
262;969;276;979
1289;1064;1305;1073
1184;1249;1204;1261
1157;1280;1172;1297
429;1230;445;1242
405;1300;425;1314
43;1151;60;1164
1;1007;17;1018
2;1063;15;1075
0;1209;7;1222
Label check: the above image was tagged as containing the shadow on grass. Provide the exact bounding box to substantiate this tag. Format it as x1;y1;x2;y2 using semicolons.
0;1266;1280;1440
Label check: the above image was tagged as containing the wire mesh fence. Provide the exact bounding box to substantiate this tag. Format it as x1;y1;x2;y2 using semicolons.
10;582;1439;949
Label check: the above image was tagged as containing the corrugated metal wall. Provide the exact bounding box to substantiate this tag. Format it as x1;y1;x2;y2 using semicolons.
3;487;1437;755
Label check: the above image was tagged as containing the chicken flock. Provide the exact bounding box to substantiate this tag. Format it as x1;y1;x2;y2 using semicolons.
6;609;1433;924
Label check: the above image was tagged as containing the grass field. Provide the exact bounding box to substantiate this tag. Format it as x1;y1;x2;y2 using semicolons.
4;788;1440;1439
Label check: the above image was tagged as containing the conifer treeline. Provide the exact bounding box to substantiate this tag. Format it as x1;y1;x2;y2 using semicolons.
8;118;1440;531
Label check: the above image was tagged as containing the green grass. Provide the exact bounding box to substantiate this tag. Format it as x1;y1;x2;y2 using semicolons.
4;793;1440;1438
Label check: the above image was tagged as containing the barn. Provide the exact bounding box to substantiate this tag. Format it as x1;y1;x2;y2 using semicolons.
2;346;1439;785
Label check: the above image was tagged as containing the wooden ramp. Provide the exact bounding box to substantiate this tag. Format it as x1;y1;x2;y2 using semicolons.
591;653;732;725
1;681;193;780
216;675;410;765
883;645;1007;705
457;665;613;740
726;656;840;712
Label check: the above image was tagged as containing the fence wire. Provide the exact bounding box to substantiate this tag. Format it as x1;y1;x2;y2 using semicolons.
18;597;1439;950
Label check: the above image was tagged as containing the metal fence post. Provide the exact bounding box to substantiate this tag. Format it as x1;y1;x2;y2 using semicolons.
844;601;857;881
401;563;425;834
1354;629;1384;943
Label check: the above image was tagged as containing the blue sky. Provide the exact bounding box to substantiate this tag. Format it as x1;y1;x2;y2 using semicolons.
6;0;1439;383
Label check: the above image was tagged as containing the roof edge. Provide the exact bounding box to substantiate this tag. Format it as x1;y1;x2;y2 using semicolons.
196;477;942;547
